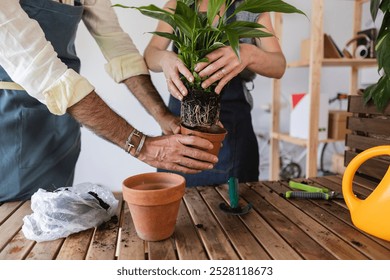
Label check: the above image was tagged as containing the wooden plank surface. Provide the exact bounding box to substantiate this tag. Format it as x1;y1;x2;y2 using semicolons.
0;230;35;260
313;176;390;251
275;179;390;259
174;201;208;260
352;174;379;191
85;195;123;260
346;134;390;152
56;228;95;260
0;201;31;252
250;181;368;259
148;238;177;260
306;176;368;202
346;95;390;182
348;95;390;115
215;185;303;260
1;176;390;260
345;151;389;181
183;188;239;260
0;201;24;225
25;238;64;260
347;116;390;136
240;183;335;259
117;202;146;260
198;186;271;260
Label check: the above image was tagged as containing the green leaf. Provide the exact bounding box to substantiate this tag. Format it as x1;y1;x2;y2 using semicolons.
376;32;390;76
380;0;390;12
129;5;177;29
370;0;381;20
374;10;390;75
223;21;272;38
225;30;240;59
233;0;306;16
363;83;375;104
236;27;273;39
173;2;199;39
372;76;390;112
111;4;130;9
225;20;266;30
150;31;181;43
364;74;390;112
118;0;305;92
207;0;225;26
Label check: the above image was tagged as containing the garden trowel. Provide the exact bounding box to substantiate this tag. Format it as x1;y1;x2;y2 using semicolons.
219;177;252;215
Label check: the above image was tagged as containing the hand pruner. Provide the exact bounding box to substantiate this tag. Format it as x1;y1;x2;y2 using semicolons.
283;181;343;200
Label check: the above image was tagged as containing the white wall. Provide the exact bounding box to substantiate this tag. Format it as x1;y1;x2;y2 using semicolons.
73;0;381;190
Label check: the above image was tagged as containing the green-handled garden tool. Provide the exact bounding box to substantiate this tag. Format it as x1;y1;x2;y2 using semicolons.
283;180;343;200
219;177;252;215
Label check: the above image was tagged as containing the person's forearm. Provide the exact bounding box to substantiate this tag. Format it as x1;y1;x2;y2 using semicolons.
67;90;218;174
143;46;167;73
67;91;131;150
244;44;286;79
123;74;170;121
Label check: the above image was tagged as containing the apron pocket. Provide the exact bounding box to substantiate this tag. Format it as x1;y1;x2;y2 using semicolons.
21;107;56;168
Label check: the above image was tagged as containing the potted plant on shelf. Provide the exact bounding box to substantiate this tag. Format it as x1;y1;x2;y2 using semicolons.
115;0;303;136
341;0;390;242
345;0;390;176
363;0;389;111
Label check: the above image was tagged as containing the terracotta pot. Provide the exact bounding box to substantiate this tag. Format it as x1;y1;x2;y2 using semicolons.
180;124;227;157
122;172;185;241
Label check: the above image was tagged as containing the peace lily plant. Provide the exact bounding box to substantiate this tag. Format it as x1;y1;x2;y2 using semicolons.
363;0;390;111
114;0;304;129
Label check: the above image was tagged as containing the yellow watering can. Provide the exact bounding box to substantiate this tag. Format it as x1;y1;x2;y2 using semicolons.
342;145;390;241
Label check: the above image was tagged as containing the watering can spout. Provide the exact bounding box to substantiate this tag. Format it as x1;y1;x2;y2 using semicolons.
342;145;390;241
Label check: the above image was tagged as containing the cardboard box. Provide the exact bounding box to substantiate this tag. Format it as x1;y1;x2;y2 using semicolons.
328;110;352;140
331;153;346;175
300;34;343;61
289;93;329;140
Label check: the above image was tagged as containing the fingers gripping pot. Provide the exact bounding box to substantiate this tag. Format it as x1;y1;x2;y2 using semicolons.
180;124;227;157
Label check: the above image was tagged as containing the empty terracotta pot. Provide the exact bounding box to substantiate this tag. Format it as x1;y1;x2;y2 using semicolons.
122;172;185;241
180;124;227;157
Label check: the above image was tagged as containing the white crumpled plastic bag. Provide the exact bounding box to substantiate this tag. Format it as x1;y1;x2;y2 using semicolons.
22;183;119;242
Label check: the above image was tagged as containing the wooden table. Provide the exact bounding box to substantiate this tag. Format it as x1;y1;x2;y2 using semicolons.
1;175;390;260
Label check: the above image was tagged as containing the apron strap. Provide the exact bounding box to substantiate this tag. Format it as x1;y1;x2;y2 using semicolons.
59;0;74;5
0;81;25;91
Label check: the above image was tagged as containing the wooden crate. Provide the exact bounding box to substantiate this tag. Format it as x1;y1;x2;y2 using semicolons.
345;95;390;181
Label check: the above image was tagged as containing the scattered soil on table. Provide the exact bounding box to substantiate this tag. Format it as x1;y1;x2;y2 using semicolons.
97;215;118;230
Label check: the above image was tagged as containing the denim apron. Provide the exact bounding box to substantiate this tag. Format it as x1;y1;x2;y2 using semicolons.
0;0;83;202
164;77;259;187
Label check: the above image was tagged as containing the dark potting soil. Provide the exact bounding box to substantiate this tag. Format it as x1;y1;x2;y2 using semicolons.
180;89;221;128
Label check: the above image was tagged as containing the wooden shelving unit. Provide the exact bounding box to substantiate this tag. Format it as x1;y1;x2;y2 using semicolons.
269;0;376;180
288;58;376;68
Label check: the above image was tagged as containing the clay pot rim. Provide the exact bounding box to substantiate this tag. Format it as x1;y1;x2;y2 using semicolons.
122;172;185;191
122;172;185;206
180;123;227;136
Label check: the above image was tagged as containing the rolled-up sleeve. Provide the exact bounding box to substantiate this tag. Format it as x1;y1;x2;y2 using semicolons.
82;0;149;82
0;1;94;115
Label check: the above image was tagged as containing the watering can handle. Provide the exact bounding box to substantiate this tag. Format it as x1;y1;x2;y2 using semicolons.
342;145;390;211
